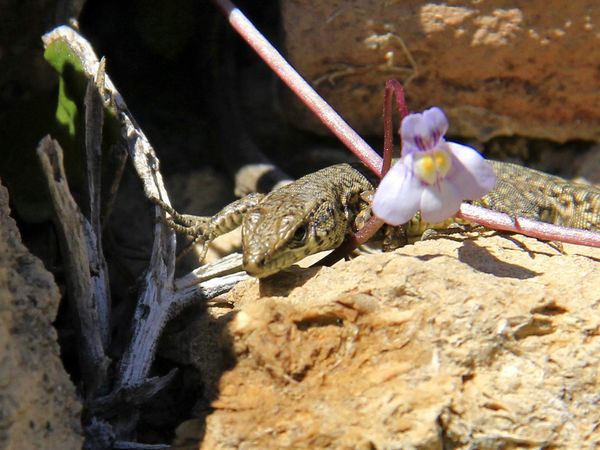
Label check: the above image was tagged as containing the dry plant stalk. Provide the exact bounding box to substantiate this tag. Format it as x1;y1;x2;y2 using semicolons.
41;25;247;447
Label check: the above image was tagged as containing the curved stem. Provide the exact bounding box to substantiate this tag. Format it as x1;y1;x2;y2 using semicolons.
382;79;409;177
211;0;383;176
457;204;600;247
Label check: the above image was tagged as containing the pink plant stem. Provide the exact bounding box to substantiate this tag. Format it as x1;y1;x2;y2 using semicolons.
382;79;409;177
211;0;600;250
318;80;412;266
341;79;413;253
211;0;383;176
458;204;600;247
316;216;386;267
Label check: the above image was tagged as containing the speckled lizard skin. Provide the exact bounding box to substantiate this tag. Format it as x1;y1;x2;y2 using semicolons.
156;161;600;278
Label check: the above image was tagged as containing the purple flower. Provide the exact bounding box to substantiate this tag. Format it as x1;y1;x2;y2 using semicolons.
372;107;496;225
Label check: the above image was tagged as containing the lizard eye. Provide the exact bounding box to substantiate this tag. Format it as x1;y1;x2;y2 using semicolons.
292;225;308;244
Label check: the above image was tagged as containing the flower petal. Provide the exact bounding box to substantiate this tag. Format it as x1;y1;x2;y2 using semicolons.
401;107;449;155
419;180;463;223
373;158;422;225
421;107;449;142
446;142;497;200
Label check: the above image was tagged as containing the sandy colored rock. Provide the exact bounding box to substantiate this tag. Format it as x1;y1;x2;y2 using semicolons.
0;181;83;450
281;0;600;142
174;232;600;449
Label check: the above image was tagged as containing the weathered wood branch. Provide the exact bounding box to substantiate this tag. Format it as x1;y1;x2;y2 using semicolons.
42;26;248;441
84;61;111;352
37;136;110;398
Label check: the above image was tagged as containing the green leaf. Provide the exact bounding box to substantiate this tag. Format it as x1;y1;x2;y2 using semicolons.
44;39;87;138
42;35;123;225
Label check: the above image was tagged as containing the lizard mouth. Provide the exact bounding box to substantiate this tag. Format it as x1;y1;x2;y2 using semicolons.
242;250;307;278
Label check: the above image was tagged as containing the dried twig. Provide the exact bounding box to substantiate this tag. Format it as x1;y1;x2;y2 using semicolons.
42;25;249;443
42;24;245;383
84;60;111;352
37;136;110;399
43;27;175;408
100;140;128;228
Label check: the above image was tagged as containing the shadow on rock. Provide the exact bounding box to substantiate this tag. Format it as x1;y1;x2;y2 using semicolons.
457;239;541;279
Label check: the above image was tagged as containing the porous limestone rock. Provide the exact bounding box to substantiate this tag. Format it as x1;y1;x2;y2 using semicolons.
280;0;600;142
0;181;83;450
173;232;600;449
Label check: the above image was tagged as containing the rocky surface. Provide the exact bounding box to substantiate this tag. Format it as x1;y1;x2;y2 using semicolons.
281;0;600;143
0;181;83;450
171;232;600;449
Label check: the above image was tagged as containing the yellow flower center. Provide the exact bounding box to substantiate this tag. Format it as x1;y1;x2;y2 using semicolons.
413;149;452;185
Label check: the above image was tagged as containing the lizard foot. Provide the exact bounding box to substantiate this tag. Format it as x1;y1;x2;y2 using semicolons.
151;196;214;261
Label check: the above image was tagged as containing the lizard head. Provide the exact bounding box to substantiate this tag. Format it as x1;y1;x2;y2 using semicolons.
241;189;348;278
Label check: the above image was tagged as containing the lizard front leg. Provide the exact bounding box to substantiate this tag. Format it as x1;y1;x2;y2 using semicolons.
152;193;264;261
353;190;408;252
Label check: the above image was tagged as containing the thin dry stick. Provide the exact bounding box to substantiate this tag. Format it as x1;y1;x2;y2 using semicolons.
42;27;176;395
37;136;110;399
84;62;111;352
42;26;246;386
42;26;250;442
212;0;600;248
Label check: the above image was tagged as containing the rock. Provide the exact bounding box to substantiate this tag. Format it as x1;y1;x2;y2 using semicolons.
280;1;600;142
0;180;83;450
574;144;600;185
173;232;600;449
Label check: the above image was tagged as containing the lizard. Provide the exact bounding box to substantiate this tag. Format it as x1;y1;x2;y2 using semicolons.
155;160;600;278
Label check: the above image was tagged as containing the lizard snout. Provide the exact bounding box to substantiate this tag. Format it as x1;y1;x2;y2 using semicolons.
242;253;269;278
242;250;289;278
